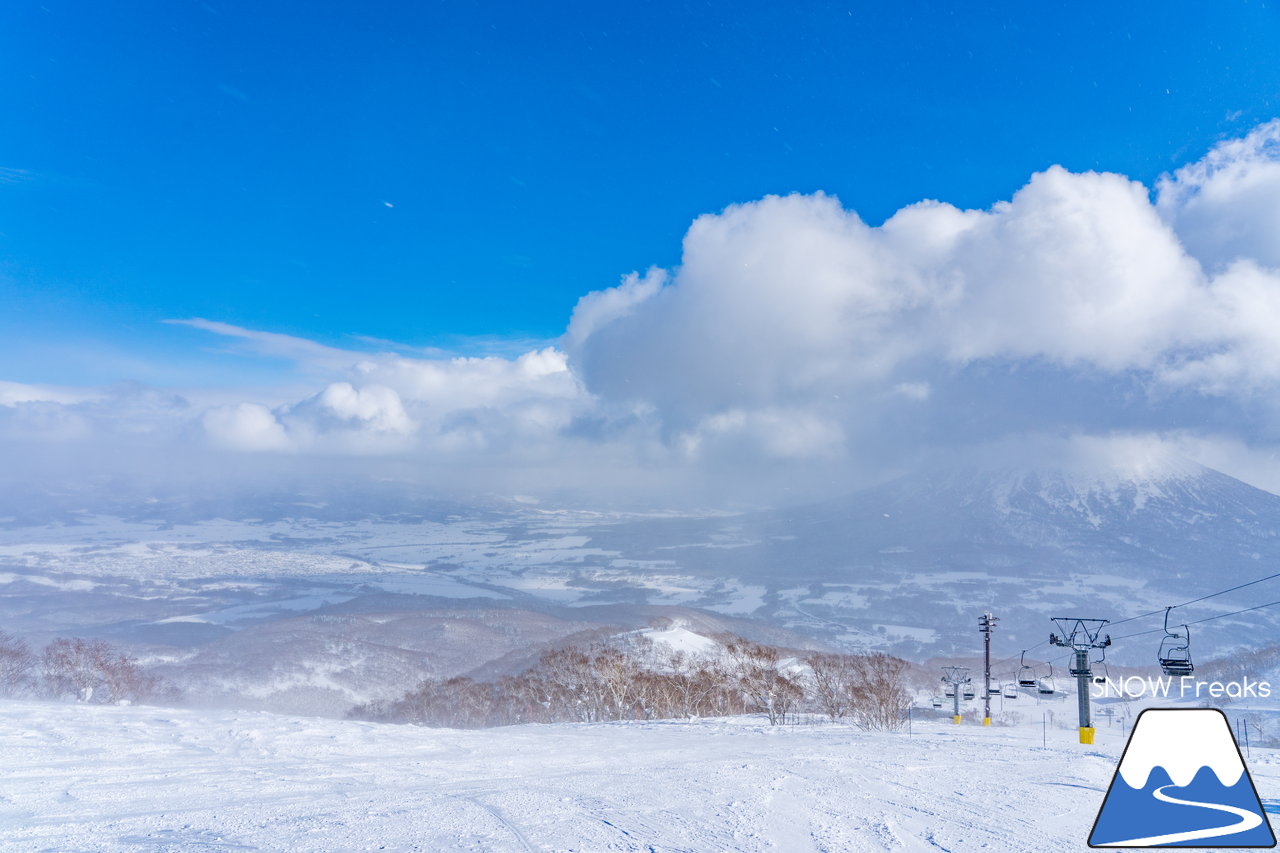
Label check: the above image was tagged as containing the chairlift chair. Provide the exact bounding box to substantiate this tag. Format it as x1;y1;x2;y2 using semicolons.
931;696;943;709
1158;606;1194;677
1017;651;1038;688
1091;649;1111;686
1037;662;1056;694
1002;682;1018;699
962;684;975;700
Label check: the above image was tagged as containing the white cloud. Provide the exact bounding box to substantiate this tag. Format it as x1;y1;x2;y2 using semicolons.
166;318;364;372
1158;260;1280;393
1156;119;1280;271
568;135;1280;419
683;408;846;461
568;191;931;427
0;380;98;406
354;347;578;413
300;383;412;435
940;166;1207;370
203;403;291;452
12;121;1280;506
892;382;931;401
270;383;415;454
0;382;189;444
565;268;667;351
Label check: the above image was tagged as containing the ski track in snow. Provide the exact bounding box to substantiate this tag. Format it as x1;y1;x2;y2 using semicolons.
0;700;1236;853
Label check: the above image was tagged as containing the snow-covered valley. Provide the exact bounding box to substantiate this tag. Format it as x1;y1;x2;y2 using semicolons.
6;456;1280;714
3;698;1245;852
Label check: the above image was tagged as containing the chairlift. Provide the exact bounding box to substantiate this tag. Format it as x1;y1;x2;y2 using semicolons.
1017;651;1038;688
944;684;955;698
988;680;1001;696
1091;648;1110;686
1158;606;1194;677
1037;662;1056;694
1002;682;1018;699
931;696;943;709
962;684;975;700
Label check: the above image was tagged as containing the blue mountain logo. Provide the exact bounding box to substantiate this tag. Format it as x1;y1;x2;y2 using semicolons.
1090;708;1276;847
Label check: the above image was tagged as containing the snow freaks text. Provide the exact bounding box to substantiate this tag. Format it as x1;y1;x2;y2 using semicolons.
1091;676;1272;700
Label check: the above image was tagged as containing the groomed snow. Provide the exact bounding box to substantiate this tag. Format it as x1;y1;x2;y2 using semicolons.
3;700;1259;852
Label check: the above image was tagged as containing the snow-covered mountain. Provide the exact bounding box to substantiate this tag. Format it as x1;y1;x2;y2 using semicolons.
586;455;1280;659
5;452;1280;707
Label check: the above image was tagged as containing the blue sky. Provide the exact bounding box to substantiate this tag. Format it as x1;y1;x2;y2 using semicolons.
3;0;1279;386
5;1;1280;505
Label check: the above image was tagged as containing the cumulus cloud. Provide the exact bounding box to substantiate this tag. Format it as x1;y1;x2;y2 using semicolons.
353;348;578;415
265;383;413;454
938;166;1207;370
10;121;1280;506
203;403;291;452
0;382;188;444
564;125;1280;474
568;191;928;424
564;269;667;352
1156;119;1280;271
567;168;1218;407
294;383;412;434
181;334;586;458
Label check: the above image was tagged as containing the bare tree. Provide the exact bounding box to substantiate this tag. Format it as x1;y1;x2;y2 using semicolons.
847;652;910;731
0;631;36;696
724;638;803;725
352;633;816;729
806;652;858;722
693;657;745;718
594;644;644;720
42;638;106;702
658;648;715;719
541;646;596;721
446;676;493;728
41;638;167;705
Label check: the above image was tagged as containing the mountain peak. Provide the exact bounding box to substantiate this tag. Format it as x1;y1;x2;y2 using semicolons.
903;436;1237;521
937;435;1209;490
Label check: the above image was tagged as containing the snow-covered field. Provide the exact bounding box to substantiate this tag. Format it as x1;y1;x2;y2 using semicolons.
10;455;1280;668
5;699;1272;852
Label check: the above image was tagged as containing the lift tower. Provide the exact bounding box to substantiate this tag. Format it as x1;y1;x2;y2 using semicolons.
979;612;998;726
1049;617;1111;744
940;665;971;725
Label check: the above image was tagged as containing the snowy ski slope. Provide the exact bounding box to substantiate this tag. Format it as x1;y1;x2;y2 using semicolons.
5;699;1274;852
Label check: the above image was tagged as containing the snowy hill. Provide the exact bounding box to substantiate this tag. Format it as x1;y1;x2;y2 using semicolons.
5;698;1254;852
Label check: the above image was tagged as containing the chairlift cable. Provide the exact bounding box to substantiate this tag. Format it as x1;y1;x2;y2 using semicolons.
1108;569;1280;628
990;638;1051;671
1110;597;1280;641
